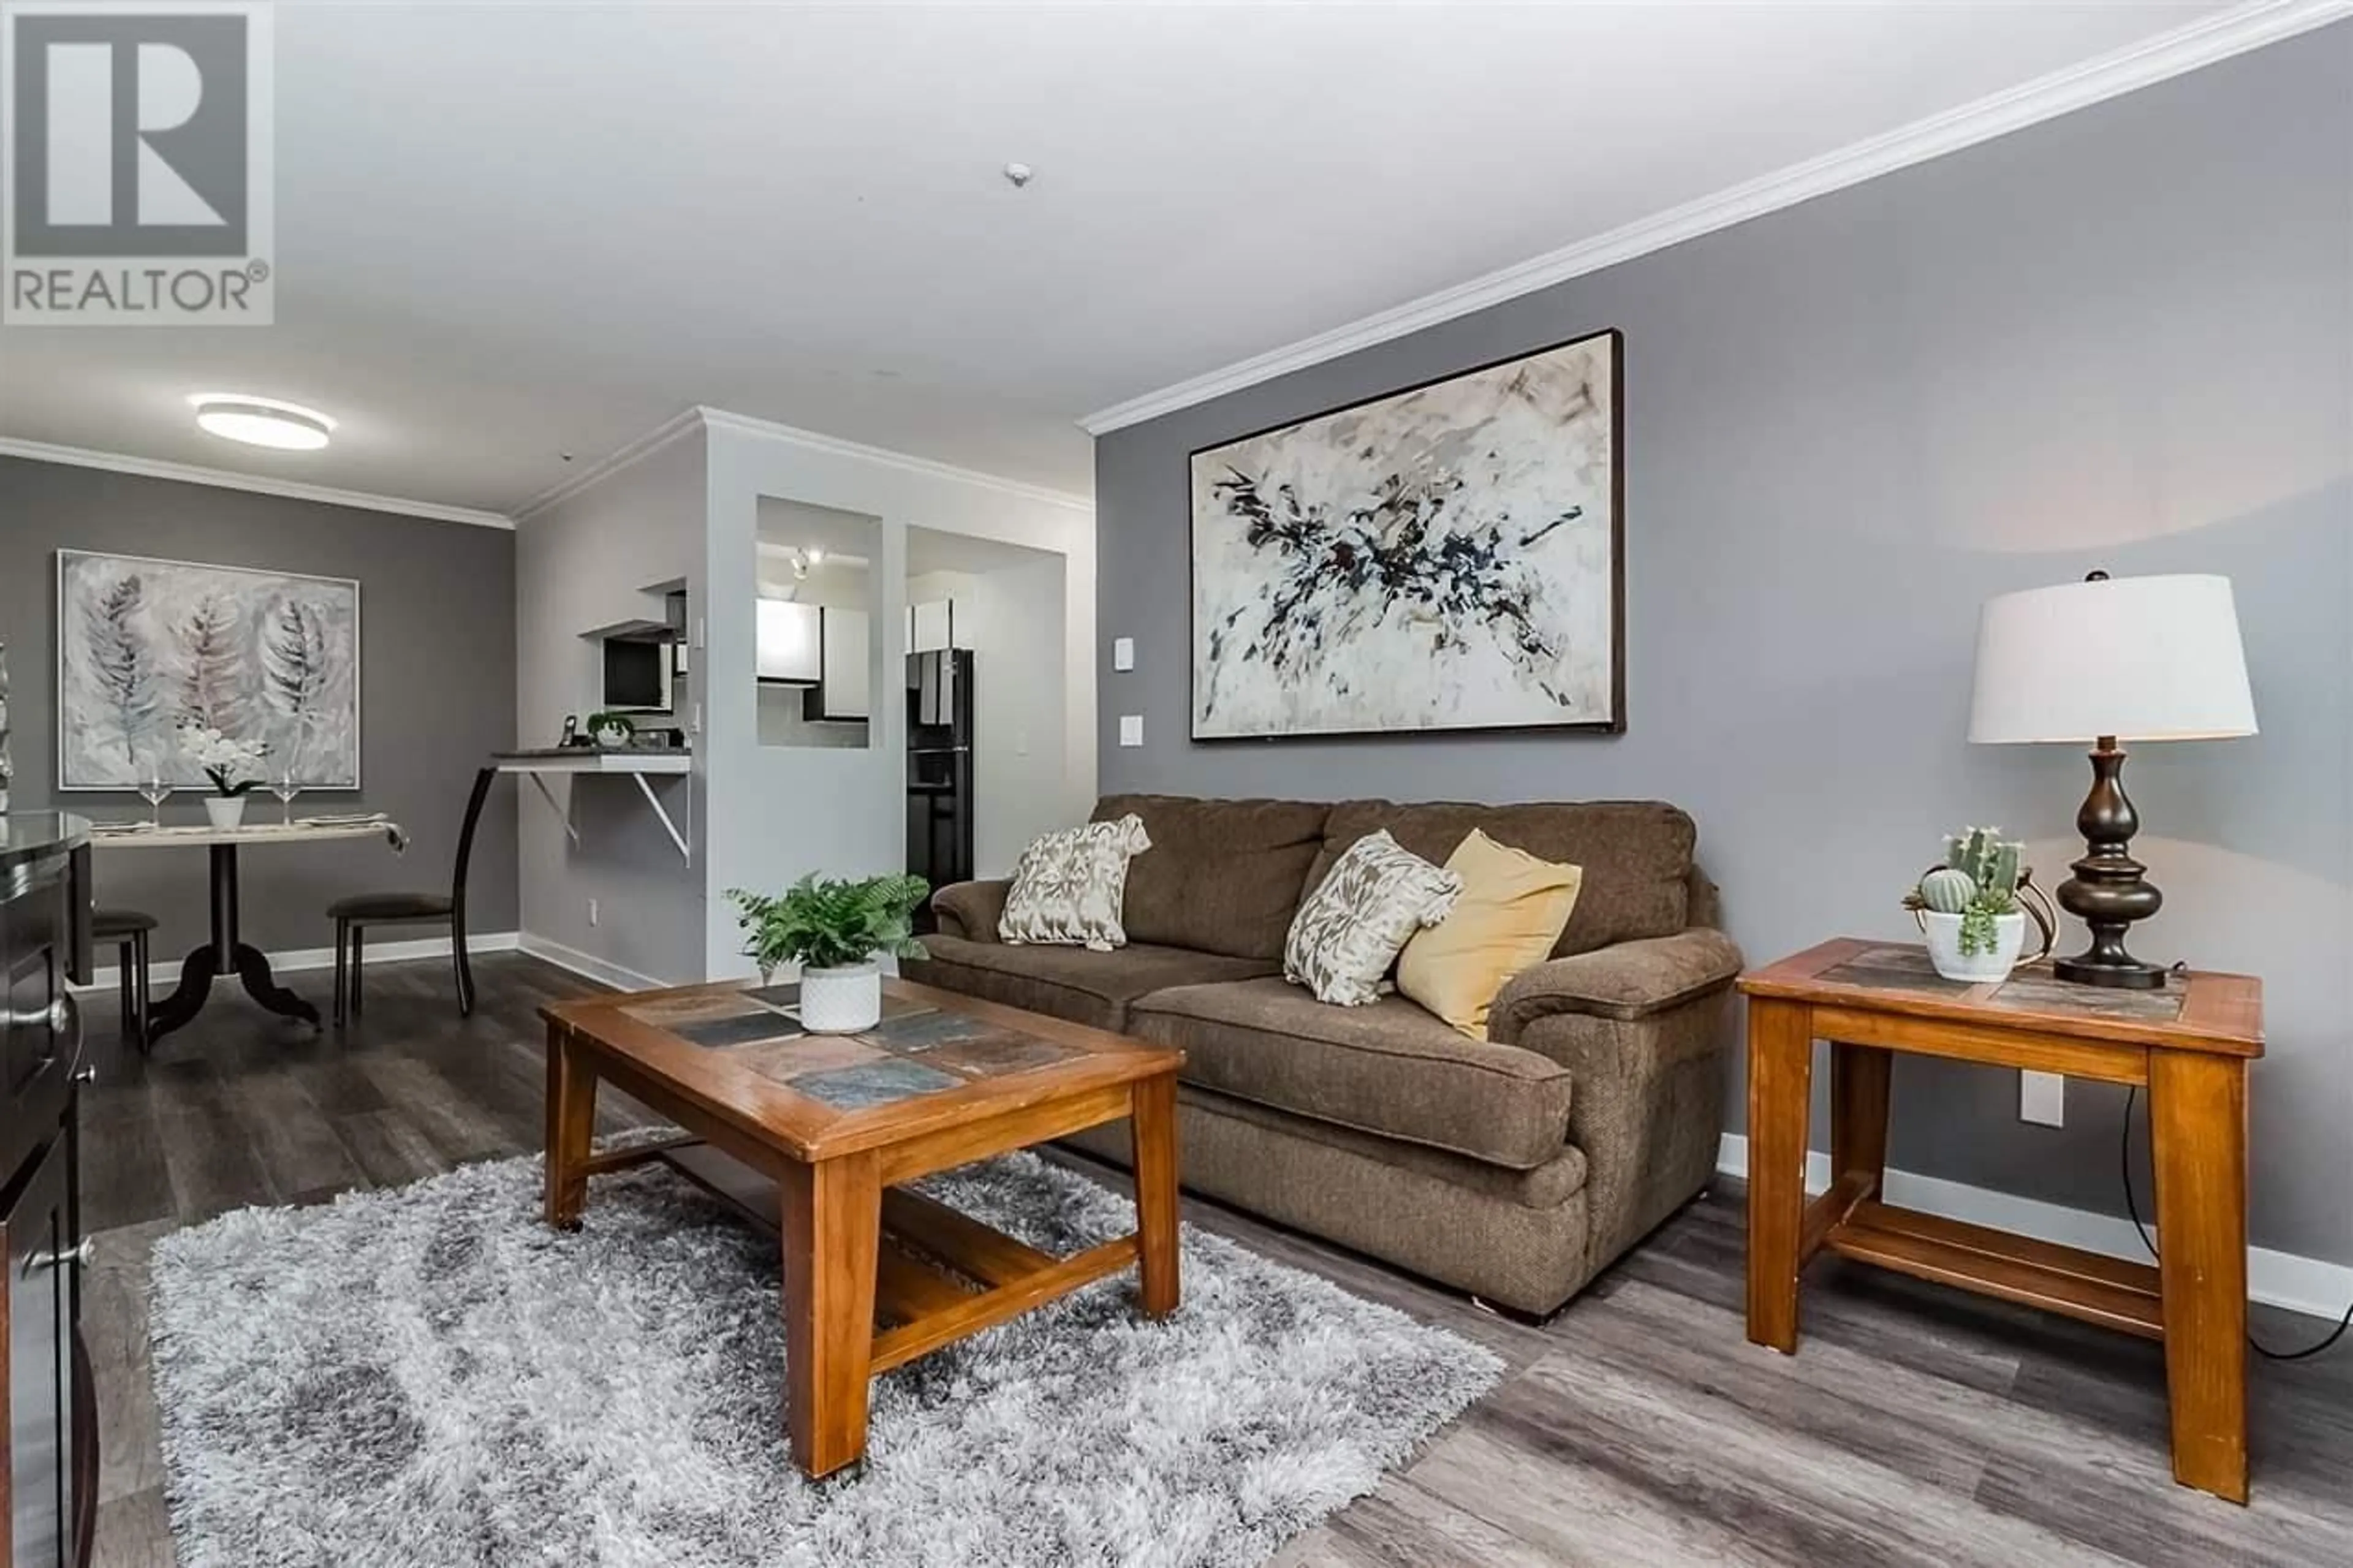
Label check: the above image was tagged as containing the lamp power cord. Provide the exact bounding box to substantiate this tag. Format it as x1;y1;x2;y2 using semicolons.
2120;1085;2352;1361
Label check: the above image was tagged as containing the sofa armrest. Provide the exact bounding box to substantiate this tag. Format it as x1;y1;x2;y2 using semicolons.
1487;928;1745;1045
931;879;1012;942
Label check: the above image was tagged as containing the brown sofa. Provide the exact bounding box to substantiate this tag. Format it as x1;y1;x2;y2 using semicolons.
900;793;1742;1316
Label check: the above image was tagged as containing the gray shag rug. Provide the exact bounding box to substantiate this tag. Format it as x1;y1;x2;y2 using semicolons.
150;1147;1500;1567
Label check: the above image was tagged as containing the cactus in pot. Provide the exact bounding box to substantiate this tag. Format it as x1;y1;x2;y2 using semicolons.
1905;826;2029;971
1917;866;1976;915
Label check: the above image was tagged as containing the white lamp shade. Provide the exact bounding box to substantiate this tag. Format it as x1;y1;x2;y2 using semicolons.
1968;574;2257;744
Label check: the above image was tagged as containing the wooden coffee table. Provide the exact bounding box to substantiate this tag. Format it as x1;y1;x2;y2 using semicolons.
539;975;1184;1479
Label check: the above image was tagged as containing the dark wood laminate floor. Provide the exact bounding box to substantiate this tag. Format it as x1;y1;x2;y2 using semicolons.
78;954;2353;1568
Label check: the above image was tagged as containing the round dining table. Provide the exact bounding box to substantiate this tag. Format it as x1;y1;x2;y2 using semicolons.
90;817;406;1049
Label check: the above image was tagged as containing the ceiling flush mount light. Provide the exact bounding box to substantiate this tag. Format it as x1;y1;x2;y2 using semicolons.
188;393;336;451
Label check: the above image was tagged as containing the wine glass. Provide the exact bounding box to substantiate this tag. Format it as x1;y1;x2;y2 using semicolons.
270;768;301;826
137;771;172;827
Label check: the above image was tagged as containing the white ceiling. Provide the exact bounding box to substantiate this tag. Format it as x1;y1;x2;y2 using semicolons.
0;1;2264;515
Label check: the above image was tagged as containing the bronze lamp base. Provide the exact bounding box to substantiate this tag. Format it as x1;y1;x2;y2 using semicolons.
2054;737;2168;989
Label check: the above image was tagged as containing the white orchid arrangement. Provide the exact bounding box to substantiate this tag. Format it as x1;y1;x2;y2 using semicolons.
179;723;268;797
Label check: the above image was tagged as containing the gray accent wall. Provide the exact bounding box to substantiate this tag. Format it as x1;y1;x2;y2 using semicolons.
0;454;518;956
1094;30;2353;1265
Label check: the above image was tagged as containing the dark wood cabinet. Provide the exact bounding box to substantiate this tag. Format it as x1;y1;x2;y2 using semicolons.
0;816;94;1568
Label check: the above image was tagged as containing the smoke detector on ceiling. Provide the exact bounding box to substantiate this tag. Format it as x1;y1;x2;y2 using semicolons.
1002;162;1034;189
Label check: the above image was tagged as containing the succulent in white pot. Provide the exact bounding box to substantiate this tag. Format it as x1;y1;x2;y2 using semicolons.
727;873;930;1033
180;723;268;830
1904;826;2054;983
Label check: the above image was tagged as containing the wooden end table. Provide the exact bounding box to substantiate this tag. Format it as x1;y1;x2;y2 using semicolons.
539;976;1184;1479
1738;939;2263;1503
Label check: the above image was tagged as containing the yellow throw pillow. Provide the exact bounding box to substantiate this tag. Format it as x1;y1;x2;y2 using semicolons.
1397;830;1583;1040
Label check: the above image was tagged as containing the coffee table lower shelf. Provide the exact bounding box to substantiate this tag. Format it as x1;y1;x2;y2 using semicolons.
656;1140;1146;1374
564;1127;1173;1477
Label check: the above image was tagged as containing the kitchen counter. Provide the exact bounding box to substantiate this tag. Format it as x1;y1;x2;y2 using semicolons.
0;811;91;871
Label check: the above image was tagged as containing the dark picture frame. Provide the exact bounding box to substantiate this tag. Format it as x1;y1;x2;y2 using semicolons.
1188;327;1624;743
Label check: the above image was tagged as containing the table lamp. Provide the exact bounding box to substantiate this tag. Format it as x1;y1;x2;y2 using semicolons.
1967;571;2256;988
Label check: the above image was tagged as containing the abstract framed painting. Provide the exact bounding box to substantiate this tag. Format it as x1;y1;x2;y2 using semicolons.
1190;327;1623;741
56;550;361;790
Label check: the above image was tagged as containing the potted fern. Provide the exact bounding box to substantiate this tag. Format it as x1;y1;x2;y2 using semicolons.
727;873;929;1032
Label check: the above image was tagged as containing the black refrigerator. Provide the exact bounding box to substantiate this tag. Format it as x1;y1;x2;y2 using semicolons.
907;649;975;911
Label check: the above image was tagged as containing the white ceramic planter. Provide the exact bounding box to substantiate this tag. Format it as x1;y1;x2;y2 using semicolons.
1921;909;2025;983
203;795;246;830
800;960;882;1033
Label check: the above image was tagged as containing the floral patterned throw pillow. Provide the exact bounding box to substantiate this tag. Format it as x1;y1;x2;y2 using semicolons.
1284;830;1463;1006
998;815;1153;951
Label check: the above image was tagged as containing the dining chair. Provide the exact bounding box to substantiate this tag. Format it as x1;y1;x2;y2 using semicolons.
93;907;156;1052
329;773;493;1024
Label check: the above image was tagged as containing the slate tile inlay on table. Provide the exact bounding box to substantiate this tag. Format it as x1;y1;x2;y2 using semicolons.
746;982;937;1023
789;1058;964;1110
622;993;775;1027
730;1036;887;1084
919;1032;1087;1078
670;1011;810;1049
862;1011;1009;1053
1822;944;2189;1023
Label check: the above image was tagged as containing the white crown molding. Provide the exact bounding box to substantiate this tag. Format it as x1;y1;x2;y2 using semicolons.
0;434;515;529
509;407;707;523
1715;1133;2353;1325
513;406;1094;524
694;406;1094;513
1081;0;2353;435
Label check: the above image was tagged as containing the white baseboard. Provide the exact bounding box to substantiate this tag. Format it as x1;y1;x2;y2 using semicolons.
515;931;669;993
72;930;518;994
1716;1132;2353;1324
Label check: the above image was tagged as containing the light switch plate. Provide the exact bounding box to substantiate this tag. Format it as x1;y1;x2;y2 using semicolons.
1118;714;1143;747
1113;637;1135;672
2020;1070;2066;1127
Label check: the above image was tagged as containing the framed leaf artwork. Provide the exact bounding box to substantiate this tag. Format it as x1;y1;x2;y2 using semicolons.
1190;327;1623;740
55;550;361;790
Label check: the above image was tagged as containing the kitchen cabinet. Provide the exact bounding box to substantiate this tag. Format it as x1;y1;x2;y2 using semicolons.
755;599;822;684
0;814;94;1568
815;607;870;720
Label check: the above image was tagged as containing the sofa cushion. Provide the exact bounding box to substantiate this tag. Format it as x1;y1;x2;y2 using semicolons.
1129;977;1574;1170
898;937;1278;1034
999;814;1151;951
1093;794;1330;961
1308;800;1694;956
1398;829;1584;1040
1281;830;1461;1006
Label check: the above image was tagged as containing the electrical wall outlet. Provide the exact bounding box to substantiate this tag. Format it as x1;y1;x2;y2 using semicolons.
1113;636;1135;672
2020;1070;2064;1127
1118;714;1143;747
588;898;600;928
